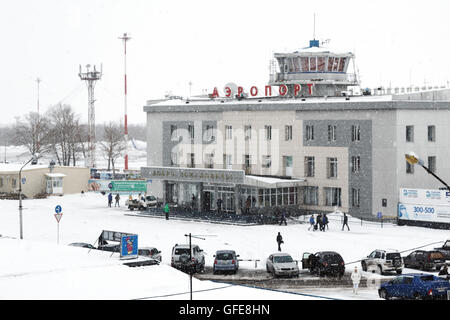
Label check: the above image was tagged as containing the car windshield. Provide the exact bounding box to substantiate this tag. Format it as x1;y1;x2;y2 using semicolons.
139;249;150;255
175;248;190;255
274;255;294;263
386;253;401;260
216;253;234;260
429;252;444;260
420;275;435;282
146;196;156;201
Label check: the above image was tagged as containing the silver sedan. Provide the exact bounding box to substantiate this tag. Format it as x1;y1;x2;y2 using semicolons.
266;253;300;278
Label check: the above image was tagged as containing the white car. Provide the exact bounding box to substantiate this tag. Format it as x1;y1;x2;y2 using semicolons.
266;253;299;278
171;244;205;273
138;247;162;262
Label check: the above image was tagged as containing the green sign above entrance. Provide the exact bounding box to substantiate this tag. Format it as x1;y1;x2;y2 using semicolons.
110;180;147;192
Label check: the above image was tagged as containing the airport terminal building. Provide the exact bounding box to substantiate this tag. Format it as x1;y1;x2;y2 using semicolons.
142;40;450;219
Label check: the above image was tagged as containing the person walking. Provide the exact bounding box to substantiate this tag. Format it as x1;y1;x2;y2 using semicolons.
276;232;284;252
108;193;113;207
164;203;170;220
308;215;315;231
342;212;350;231
317;213;324;231
279;211;287;226
323;214;329;231
351;266;362;295
115;194;120;207
216;198;222;214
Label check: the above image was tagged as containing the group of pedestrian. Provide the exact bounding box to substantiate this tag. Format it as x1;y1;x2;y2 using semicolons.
307;213;329;231
107;193;121;207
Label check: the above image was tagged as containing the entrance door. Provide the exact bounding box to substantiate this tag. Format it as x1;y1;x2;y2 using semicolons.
203;191;211;211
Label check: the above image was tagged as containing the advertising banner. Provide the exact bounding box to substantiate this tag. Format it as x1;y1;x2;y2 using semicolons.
120;234;138;260
398;188;450;224
88;179;147;193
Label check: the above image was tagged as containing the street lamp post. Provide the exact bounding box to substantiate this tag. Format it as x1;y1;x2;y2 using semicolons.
184;233;205;300
19;155;37;239
405;152;450;190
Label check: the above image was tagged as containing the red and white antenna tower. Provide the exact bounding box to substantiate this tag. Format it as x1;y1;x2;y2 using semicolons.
119;32;131;171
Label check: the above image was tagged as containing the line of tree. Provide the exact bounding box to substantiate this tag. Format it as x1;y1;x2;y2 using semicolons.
10;104;131;168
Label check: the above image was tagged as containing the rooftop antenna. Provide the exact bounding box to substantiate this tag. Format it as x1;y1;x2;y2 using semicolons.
36;77;42;154
313;13;316;40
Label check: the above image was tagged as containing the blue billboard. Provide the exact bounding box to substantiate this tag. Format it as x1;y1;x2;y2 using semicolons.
120;234;138;259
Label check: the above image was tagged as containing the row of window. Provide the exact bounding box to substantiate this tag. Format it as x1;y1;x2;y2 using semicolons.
278;56;347;73
305;156;361;178
0;177;17;188
405;125;436;142
306;124;361;142
304;186;361;208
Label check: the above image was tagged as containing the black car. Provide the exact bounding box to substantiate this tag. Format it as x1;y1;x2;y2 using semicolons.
68;242;96;249
403;250;446;271
301;251;345;277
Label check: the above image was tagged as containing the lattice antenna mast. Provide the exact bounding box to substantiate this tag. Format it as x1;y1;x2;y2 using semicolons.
79;64;102;168
118;32;131;171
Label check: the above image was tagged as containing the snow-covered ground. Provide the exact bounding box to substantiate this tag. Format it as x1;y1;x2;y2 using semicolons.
0;192;448;300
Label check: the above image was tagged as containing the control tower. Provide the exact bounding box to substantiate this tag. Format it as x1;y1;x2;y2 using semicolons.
269;40;358;97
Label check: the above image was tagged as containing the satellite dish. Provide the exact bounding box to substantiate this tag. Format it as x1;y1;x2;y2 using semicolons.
224;82;238;98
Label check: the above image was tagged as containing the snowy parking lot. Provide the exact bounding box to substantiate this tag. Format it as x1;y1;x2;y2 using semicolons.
0;192;448;300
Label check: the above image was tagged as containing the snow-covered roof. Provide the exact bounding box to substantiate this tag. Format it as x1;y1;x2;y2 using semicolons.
244;175;305;188
45;173;67;178
0;163;49;173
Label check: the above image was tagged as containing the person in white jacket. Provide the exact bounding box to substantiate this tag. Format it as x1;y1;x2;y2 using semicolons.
351;266;362;295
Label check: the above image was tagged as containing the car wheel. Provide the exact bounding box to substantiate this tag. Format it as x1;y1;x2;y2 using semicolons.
379;289;389;300
266;265;270;273
361;261;367;272
396;269;402;275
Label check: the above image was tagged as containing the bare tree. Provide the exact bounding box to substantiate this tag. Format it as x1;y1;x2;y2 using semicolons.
46;104;85;166
13;112;50;156
99;121;126;176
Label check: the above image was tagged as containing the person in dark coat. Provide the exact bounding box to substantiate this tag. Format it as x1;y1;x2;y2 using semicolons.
276;232;284;252
108;193;113;207
317;213;324;231
323;214;329;231
191;194;196;210
115;194;120;207
342;212;350;231
279;211;287;225
217;198;222;213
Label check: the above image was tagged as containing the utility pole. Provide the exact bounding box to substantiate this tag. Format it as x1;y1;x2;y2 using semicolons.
79;64;102;168
184;233;206;300
36;78;41;115
119;33;131;171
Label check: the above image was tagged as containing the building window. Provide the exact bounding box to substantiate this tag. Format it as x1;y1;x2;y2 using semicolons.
428;125;436;142
187;153;195;168
244;155;251;173
0;177;3;188
324;187;342;206
351;156;360;174
225;125;232;140
205;153;214;169
11;178;17;189
304;186;319;205
351;125;360;142
428;156;436;173
285;125;292;141
170;124;179;141
327;157;338;178
262;155;272;168
406;125;414;142
188;124;194;141
406;161;414;174
265;125;272;141
327;125;336;142
306;125;314;141
223;154;232;169
205;125;215;142
352;188;360;208
244;125;252;140
170;152;179;166
304;156;315;177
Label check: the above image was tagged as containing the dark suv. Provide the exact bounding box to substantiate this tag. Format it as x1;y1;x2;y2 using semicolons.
301;251;345;277
403;250;446;271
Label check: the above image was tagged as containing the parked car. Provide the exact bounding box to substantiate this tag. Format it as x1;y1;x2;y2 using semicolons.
379;273;450;300
213;250;239;274
138;247;162;262
266;253;299;278
125;198;146;211
301;251;345;277
403;250;446;271
171;244;205;273
361;249;403;275
434;240;450;260
68;242;96;249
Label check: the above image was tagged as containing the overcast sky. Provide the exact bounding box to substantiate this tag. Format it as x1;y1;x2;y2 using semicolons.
1;0;450;126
